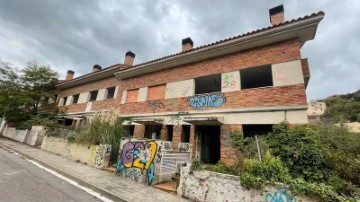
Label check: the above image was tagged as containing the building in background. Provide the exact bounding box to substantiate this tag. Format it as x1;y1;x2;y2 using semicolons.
44;5;324;165
307;101;326;123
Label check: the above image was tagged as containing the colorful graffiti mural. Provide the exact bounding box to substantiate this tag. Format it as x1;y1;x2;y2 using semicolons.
188;93;226;109
116;141;157;185
265;189;297;202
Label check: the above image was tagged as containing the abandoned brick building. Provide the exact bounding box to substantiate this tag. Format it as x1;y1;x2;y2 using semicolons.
49;5;324;165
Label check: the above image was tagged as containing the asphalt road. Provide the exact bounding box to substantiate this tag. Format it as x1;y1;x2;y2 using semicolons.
0;147;103;202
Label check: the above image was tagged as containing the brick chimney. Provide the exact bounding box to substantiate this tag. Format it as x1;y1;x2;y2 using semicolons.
269;5;284;26
182;37;193;52
65;70;74;80
124;51;135;66
93;64;102;72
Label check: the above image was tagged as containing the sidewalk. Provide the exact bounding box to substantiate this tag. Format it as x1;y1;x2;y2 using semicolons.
0;137;187;202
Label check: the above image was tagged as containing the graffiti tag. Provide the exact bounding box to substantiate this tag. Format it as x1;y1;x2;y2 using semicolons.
222;74;236;89
188;93;226;109
148;100;164;113
116;141;157;185
169;115;182;125
265;189;297;202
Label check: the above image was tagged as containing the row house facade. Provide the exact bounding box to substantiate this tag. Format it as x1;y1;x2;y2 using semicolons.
49;6;324;165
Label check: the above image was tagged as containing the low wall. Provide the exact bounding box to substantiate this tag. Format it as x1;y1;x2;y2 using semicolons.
178;164;316;202
26;126;47;146
41;136;111;168
116;138;192;185
2;126;29;143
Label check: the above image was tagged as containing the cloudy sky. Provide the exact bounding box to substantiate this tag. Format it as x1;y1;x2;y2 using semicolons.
0;0;359;100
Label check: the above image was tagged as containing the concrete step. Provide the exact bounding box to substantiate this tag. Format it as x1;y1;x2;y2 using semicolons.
154;181;177;195
102;166;116;173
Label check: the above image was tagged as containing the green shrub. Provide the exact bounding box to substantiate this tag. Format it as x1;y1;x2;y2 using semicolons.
191;158;202;171
229;130;269;159
266;123;329;182
240;153;290;189
75;111;128;162
290;178;359;202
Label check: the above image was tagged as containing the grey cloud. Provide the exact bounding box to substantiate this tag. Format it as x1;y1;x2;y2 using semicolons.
0;0;359;100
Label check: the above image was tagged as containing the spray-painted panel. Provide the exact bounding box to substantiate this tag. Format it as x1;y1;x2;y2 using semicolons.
272;60;304;86
78;92;89;103
165;79;194;99
221;71;240;92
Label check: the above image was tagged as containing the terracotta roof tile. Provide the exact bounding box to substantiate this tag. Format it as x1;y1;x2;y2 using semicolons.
132;11;324;67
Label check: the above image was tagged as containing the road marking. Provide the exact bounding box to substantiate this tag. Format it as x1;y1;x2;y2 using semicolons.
3;146;114;202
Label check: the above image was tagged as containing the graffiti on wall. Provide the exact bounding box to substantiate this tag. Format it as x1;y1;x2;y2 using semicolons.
182;85;191;95
148;100;164;113
274;66;290;85
223;131;232;147
222;73;236;89
188;93;226;109
265;189;297;202
169;115;182;125
178;143;191;152
95;145;111;167
116;141;157;185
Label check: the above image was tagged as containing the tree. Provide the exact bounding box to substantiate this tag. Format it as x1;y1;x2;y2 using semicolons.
0;61;58;125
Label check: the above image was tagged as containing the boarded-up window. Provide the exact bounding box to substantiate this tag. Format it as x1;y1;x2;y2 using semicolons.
147;85;166;100
126;89;139;103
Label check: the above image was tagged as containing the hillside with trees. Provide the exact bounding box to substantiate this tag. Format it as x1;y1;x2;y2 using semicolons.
321;90;360;122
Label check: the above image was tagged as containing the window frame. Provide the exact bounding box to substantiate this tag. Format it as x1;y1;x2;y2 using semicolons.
72;94;80;104
194;74;222;95
106;86;116;99
89;90;98;102
240;65;273;90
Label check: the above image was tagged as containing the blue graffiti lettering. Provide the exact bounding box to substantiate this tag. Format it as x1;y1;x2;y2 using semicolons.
188;93;225;109
147;163;155;185
265;189;297;202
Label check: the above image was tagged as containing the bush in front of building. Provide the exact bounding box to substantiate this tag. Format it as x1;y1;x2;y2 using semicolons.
213;122;360;201
74;110;129;162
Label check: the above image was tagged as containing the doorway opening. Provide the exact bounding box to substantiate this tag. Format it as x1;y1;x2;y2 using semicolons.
182;125;191;143
166;125;173;141
144;125;162;139
196;125;220;164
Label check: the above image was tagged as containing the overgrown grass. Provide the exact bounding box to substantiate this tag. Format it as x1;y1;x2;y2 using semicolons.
74;110;129;162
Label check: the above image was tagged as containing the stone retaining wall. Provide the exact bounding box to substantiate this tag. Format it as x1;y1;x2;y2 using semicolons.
41;136;111;168
177;164;316;202
2;126;29;143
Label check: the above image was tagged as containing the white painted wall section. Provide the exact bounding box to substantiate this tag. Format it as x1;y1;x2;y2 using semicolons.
78;92;89;104
272;60;304;87
65;96;73;106
58;98;64;106
120;90;127;104
165;79;194;99
114;86;119;98
96;89;106;101
137;87;148;102
221;71;241;92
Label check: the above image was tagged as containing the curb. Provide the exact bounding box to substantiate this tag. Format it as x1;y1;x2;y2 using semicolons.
0;142;126;202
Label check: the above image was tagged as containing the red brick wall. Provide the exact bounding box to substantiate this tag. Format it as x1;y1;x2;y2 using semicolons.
120;84;307;114
220;125;243;165
57;77;120;113
126;89;139;103
117;39;301;91
147;84;166;100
